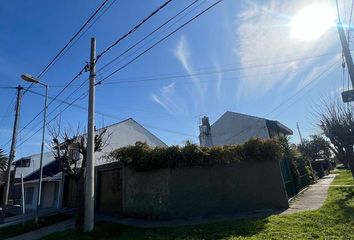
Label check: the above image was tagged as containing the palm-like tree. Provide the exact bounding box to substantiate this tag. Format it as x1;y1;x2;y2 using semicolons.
0;149;8;171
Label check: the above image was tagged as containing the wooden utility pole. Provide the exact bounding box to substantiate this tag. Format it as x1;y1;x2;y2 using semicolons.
1;85;23;222
84;37;96;232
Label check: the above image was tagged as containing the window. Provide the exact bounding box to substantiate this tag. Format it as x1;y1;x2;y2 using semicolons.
14;158;31;167
25;187;34;204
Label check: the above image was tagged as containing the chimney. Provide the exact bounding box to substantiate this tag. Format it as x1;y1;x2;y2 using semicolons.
199;116;213;147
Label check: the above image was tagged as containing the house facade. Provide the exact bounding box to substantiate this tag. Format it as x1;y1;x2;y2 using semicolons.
13;152;55;180
59;118;167;209
199;111;293;147
10;152;55;208
11;118;166;212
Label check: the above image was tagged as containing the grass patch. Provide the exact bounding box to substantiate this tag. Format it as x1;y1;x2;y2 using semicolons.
42;171;354;240
0;213;72;239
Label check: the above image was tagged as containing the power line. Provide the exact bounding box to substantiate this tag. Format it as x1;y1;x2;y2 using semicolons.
0;87;17;89
19;62;339;148
16;91;89;149
0;50;343;90
96;0;174;61
221;62;339;144
21;0;111;95
8;0;217;148
27;88;190;118
10;0;224;148
36;0;110;78
0;92;17;128
98;51;340;86
46;0;119;72
10;0;177;149
1;69;87;150
16;89;196;149
97;0;203;75
97;0;224;85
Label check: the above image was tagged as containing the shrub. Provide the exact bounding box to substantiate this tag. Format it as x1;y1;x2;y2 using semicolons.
107;138;283;171
278;136;312;186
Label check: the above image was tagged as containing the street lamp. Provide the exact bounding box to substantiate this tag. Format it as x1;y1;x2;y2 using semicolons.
21;73;48;224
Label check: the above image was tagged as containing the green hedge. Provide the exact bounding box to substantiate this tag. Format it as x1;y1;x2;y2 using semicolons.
278;136;313;186
107;138;283;171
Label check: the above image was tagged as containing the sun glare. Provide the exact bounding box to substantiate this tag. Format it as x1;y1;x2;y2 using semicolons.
290;4;336;41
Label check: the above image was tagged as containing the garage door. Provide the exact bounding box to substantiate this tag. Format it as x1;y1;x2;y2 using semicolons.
97;168;122;214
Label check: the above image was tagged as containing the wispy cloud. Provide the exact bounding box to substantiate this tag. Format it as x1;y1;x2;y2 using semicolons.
174;35;206;111
212;62;223;100
235;0;338;100
151;82;188;115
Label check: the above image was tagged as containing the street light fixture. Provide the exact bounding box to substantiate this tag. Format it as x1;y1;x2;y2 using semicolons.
21;73;48;224
21;74;40;84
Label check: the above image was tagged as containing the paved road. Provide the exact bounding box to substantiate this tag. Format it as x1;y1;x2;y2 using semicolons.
281;174;335;214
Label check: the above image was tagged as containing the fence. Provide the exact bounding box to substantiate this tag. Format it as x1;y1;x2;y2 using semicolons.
280;158;310;199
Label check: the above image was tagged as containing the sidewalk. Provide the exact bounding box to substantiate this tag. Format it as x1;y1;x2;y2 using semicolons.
5;219;75;240
4;174;337;239
0;208;73;229
281;174;335;214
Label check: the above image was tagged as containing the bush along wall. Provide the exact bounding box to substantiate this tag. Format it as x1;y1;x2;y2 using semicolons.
107;138;283;171
278;136;312;196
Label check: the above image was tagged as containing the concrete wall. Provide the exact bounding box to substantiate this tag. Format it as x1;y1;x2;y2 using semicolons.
123;159;289;219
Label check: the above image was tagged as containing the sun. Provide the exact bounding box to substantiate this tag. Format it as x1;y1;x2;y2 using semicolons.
290;4;336;41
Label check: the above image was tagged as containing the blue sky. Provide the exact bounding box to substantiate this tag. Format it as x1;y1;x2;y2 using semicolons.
0;0;350;158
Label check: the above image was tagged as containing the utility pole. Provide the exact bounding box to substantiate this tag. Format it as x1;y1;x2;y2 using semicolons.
296;122;304;145
337;21;354;87
337;20;354;102
1;85;23;223
297;122;316;182
84;37;96;232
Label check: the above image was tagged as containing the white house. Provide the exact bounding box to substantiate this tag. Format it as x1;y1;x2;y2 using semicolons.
13;118;166;211
94;118;167;166
199;111;293;147
13;152;55;179
11;152;55;209
16;160;62;211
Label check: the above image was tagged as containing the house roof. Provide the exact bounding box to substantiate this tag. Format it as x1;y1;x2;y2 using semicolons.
101;118;167;147
23;160;61;182
56;118;167;148
265;120;293;135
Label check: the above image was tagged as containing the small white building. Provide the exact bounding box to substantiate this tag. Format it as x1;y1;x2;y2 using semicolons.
12;118;166;211
13;152;55;179
199;111;293;147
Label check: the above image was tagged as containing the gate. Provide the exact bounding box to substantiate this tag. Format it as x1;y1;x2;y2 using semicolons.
279;158;297;198
96;163;123;215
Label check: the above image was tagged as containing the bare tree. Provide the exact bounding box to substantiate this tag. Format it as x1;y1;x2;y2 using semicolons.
48;122;109;229
317;98;354;179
